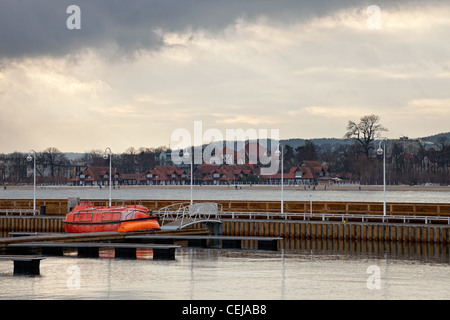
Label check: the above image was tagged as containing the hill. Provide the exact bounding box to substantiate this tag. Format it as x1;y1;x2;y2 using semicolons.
420;132;450;146
281;137;353;150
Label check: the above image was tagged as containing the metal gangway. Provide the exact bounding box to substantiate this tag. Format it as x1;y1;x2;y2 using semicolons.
157;204;450;226
157;202;223;230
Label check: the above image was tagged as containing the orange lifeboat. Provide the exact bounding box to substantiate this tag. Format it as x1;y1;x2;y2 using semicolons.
117;219;161;232
63;202;160;233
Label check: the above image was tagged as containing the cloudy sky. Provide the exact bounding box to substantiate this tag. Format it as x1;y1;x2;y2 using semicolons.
0;0;449;153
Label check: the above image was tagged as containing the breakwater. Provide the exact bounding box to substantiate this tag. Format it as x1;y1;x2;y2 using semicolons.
0;216;64;233
0;198;449;244
1;198;450;216
222;220;449;244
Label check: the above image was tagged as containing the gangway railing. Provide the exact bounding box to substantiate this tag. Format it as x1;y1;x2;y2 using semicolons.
157;205;450;225
157;202;223;229
220;211;450;225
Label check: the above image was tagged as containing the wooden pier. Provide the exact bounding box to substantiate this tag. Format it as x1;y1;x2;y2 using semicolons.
1;198;450;217
221;219;449;244
0;255;46;275
0;216;64;233
7;242;181;260
0;198;449;244
126;234;282;250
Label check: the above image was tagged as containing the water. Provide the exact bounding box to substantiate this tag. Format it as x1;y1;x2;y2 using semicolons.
1;186;449;300
1;186;449;203
0;246;449;300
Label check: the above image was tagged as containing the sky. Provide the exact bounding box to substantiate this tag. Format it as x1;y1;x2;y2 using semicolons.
0;0;449;154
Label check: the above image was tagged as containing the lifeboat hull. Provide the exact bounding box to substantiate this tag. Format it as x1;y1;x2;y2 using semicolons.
63;222;123;233
63;202;159;233
117;219;161;232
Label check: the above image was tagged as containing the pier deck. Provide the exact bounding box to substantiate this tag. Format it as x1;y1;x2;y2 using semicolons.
6;242;180;259
126;234;282;250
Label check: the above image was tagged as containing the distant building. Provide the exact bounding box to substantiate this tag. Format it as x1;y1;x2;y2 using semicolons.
264;161;331;186
138;165;188;185
155;150;173;166
70;166;119;186
193;163;259;185
387;136;438;155
212;141;273;165
120;173;142;185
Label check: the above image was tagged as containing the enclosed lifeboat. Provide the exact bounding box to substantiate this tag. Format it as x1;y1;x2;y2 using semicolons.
63;202;160;233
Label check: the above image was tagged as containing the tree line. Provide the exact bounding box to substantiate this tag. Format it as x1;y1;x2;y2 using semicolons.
0;146;170;185
1;115;449;185
282;115;450;185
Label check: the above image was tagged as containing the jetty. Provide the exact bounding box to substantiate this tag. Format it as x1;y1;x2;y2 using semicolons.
0;198;449;250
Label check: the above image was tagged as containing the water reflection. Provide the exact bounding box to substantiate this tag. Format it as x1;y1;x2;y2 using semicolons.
258;238;449;263
1;230;448;263
92;239;450;263
294;238;448;260
1;240;449;299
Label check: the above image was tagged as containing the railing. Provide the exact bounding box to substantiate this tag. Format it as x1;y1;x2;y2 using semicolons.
226;211;450;224
157;202;223;228
0;209;39;216
159;208;450;225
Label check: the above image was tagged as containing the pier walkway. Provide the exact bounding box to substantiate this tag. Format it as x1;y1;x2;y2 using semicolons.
6;241;180;260
126;234;281;250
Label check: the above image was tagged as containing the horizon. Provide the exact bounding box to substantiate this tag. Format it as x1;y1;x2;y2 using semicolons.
2;130;448;155
1;1;450;154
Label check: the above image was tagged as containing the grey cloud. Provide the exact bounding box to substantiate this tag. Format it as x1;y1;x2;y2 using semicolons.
0;0;435;61
0;0;376;60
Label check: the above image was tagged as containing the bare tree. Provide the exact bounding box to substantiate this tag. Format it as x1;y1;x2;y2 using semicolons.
7;152;28;182
40;147;69;183
82;149;107;167
295;140;318;162
344;114;388;158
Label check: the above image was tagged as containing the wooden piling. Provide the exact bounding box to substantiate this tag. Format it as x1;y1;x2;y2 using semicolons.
1;197;449;245
0;216;64;233
219;219;449;244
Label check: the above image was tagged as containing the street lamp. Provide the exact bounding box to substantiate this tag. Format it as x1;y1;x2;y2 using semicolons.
275;144;284;216
184;148;193;205
103;147;112;207
27;150;36;214
377;140;387;221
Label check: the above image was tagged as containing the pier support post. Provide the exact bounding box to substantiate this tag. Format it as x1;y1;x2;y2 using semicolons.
189;238;208;248
153;248;176;260
77;247;99;258
14;259;41;275
42;246;64;256
257;239;279;251
115;247;136;259
0;256;46;276
222;239;242;249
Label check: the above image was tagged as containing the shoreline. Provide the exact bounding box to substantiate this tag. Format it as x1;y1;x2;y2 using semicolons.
3;184;450;192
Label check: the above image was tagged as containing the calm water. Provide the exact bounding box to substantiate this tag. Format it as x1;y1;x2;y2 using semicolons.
1;187;449;300
1;242;449;300
1;186;449;203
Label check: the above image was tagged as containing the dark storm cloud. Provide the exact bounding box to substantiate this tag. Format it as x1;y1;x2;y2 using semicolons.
0;0;370;60
0;0;434;60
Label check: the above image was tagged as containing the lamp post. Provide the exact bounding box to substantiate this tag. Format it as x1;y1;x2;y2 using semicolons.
275;144;284;216
103;147;112;207
27;150;36;214
184;148;193;205
377;140;387;221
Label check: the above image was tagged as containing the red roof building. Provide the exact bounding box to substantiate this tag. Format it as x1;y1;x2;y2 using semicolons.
263;161;331;186
137;165;188;185
70;166;120;186
193;163;259;185
71;165;188;186
213;142;272;165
